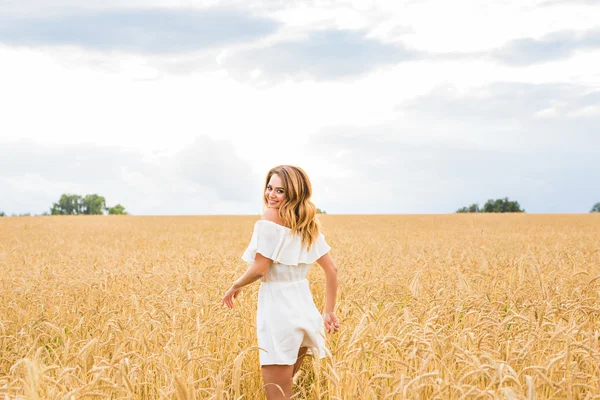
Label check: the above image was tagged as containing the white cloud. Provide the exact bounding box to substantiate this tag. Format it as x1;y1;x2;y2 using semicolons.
533;107;559;118
567;104;600;117
223;29;422;81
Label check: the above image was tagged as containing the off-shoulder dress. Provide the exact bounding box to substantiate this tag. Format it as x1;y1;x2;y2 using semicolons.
241;219;331;366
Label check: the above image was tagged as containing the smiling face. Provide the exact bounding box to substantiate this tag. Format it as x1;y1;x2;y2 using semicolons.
265;173;286;209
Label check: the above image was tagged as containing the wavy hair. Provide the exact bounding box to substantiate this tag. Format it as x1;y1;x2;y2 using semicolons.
263;165;322;251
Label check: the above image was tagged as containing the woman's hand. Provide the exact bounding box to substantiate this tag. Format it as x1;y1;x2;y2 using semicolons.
221;285;242;309
323;312;340;334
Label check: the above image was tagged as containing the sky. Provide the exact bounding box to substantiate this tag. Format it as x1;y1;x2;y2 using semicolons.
0;0;599;215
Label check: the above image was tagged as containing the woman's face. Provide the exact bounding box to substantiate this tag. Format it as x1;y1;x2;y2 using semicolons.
265;174;286;209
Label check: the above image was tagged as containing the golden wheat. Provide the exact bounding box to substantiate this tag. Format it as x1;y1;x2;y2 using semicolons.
1;214;599;399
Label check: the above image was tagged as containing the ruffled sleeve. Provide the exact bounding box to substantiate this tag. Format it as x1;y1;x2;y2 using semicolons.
241;220;331;266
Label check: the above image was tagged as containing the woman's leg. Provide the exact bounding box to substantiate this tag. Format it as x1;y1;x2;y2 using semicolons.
261;365;294;399
292;347;308;377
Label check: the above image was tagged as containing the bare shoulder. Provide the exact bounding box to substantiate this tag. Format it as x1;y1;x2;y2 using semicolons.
261;208;284;225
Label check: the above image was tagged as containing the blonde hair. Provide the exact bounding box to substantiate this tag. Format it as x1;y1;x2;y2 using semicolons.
263;165;322;251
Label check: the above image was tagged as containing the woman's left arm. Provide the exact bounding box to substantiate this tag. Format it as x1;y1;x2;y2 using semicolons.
221;253;271;309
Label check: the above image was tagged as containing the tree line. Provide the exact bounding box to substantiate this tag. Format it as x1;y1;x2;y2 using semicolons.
457;198;600;213
2;198;600;217
0;193;127;217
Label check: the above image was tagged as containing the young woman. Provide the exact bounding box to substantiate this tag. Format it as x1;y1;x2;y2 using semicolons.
221;165;340;399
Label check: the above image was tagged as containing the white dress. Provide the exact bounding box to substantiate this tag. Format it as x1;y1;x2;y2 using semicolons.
241;219;331;366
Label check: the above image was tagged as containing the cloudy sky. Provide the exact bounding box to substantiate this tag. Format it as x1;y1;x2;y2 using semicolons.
1;0;599;215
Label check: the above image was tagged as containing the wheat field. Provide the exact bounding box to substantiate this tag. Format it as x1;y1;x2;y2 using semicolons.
1;214;599;399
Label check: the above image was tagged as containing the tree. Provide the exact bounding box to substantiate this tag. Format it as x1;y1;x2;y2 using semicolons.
457;198;524;213
51;194;83;215
482;197;524;213
0;211;5;217
457;203;480;213
50;193;127;216
591;202;600;213
316;208;327;214
107;204;127;215
82;194;106;215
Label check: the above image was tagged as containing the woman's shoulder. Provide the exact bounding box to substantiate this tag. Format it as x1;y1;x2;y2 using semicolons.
242;212;330;265
260;208;289;229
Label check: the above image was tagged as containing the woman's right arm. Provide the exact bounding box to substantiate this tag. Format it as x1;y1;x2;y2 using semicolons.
317;252;340;333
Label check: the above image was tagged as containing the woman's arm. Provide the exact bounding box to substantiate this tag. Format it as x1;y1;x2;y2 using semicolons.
317;252;340;333
221;253;271;309
317;252;337;313
233;253;271;289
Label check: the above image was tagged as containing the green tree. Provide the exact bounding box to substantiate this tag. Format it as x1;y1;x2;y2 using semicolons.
482;197;524;213
82;194;106;215
591;202;600;213
51;194;83;215
0;211;5;217
457;203;480;213
49;194;127;216
316;208;327;214
107;204;128;215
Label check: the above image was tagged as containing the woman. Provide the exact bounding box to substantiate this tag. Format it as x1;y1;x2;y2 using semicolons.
221;165;340;399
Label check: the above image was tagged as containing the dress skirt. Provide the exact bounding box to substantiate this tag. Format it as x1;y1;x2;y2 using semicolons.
256;264;327;366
